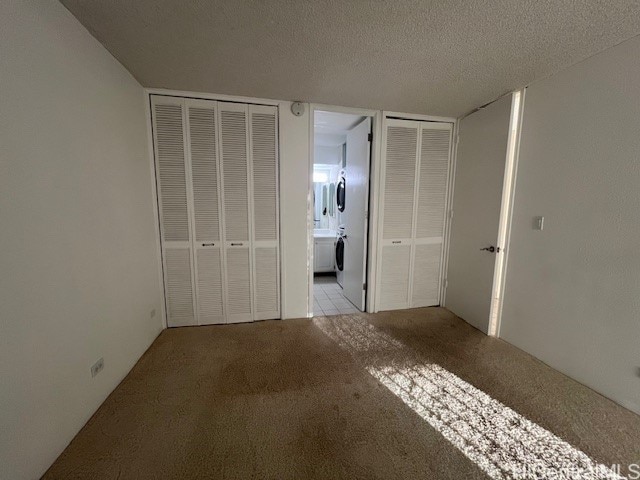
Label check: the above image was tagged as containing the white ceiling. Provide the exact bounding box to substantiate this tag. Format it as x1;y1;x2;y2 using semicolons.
60;0;640;117
315;111;365;134
315;112;364;146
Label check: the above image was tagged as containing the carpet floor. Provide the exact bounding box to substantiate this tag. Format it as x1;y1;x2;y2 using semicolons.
44;308;640;479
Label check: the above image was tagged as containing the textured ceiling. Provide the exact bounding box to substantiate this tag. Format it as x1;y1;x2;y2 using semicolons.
60;0;640;117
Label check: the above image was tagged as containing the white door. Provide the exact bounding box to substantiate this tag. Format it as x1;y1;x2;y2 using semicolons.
410;123;453;308
151;96;197;327
249;105;280;321
186;99;226;325
378;119;419;311
342;117;371;311
219;102;253;323
446;94;512;333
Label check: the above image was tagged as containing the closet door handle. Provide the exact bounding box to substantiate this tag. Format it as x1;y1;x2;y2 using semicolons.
202;243;216;247
230;242;244;247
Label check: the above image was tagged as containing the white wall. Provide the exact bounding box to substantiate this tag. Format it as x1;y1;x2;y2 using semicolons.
314;145;343;165
0;2;163;478
500;36;640;415
279;102;311;318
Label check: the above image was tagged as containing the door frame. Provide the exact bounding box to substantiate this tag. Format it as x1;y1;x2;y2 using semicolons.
308;104;382;316
145;88;283;327
487;89;526;337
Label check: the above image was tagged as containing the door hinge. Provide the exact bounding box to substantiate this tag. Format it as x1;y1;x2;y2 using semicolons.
368;132;373;142
363;283;367;290
449;210;454;219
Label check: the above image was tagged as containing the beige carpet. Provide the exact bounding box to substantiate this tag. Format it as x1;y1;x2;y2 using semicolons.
44;308;640;479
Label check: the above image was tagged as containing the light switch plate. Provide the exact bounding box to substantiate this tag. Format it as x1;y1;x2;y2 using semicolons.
533;216;544;230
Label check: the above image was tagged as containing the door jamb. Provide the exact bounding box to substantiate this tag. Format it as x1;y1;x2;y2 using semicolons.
488;89;526;337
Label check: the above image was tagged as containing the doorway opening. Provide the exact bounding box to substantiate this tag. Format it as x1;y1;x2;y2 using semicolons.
311;110;372;316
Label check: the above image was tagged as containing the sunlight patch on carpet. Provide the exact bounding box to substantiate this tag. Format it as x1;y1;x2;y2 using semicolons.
313;316;621;480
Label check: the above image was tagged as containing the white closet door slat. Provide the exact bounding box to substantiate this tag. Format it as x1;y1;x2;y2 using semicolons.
254;247;279;319
382;123;418;239
220;104;250;242
154;101;190;242
379;244;411;310
186;99;227;325
196;247;225;324
411;243;442;307
188;103;221;243
416;126;451;239
226;246;252;322
164;248;196;326
249;105;280;320
250;107;278;242
152;96;196;327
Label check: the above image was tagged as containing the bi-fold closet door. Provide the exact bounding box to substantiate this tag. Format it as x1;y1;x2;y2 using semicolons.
151;95;280;327
376;118;452;312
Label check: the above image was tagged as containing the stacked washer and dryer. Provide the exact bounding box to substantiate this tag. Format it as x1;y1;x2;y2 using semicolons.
335;169;346;287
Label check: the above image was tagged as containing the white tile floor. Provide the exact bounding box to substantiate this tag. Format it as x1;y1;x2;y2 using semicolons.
313;275;360;316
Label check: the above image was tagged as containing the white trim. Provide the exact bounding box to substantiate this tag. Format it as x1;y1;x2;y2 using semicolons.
308;103;383;315
440;120;460;307
488;89;525;337
383;110;456;123
277;103;289;319
307;109;314;317
145;88;281;106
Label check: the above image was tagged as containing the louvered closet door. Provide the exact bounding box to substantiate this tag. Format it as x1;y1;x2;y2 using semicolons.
219;102;253;323
151;96;196;327
249;105;280;320
411;123;452;308
186;99;226;325
377;119;420;311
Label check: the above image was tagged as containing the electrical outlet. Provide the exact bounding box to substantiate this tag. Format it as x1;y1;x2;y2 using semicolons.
533;216;544;230
150;308;156;319
91;357;104;378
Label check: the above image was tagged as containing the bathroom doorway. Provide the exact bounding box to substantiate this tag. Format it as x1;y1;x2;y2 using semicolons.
311;110;372;316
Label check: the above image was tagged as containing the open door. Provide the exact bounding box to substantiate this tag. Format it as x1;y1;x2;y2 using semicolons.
446;94;514;333
342;117;372;310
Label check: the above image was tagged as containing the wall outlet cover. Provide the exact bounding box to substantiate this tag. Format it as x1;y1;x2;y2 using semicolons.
91;357;104;378
533;216;544;230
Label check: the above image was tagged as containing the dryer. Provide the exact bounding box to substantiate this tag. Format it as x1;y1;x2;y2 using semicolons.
335;225;345;287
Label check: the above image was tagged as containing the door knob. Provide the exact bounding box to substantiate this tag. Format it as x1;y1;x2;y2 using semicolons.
480;246;497;253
